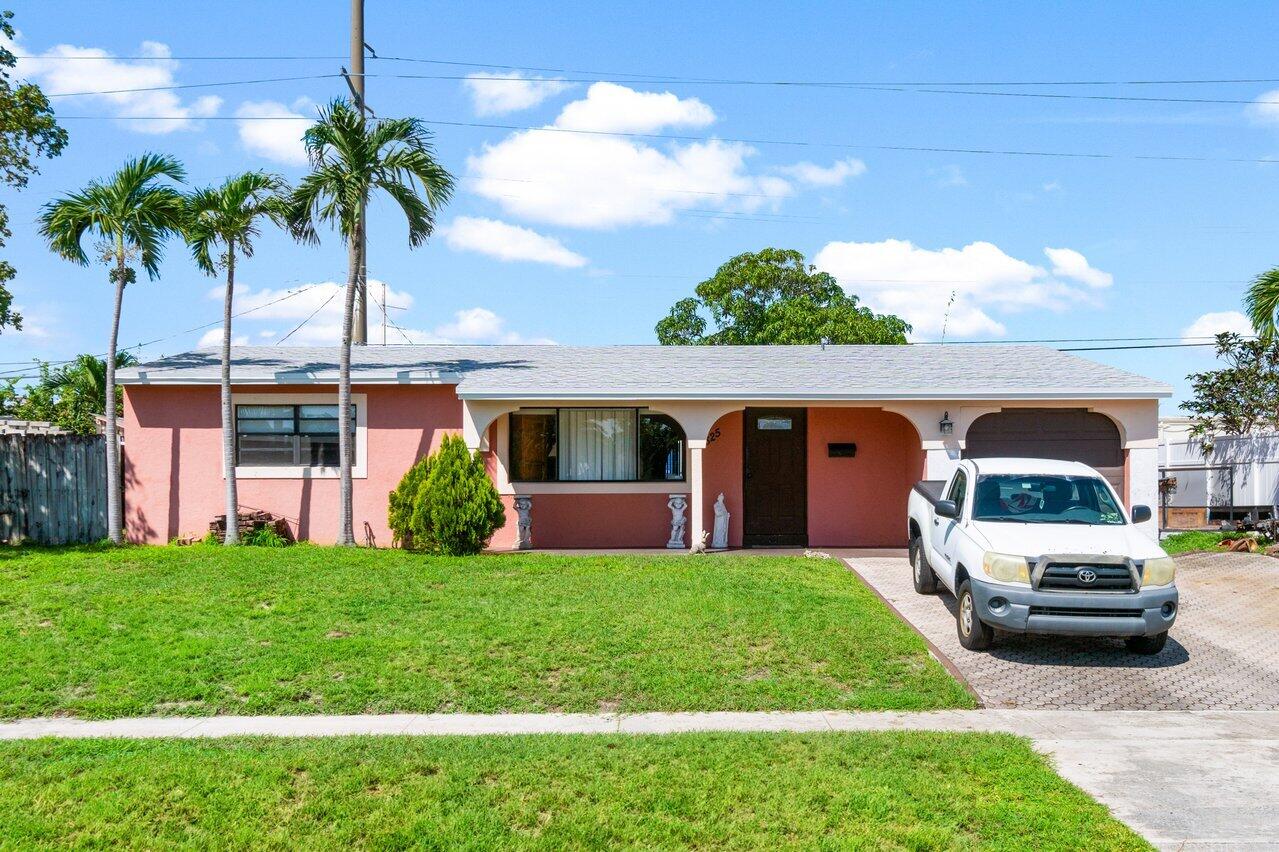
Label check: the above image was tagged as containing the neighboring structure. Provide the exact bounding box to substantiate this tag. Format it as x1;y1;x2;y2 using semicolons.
117;344;1170;548
0;418;71;436
1159;416;1279;529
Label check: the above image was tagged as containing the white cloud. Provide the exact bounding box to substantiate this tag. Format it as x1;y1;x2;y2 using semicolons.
198;328;248;347
554;82;715;133
235;98;313;165
217;282;552;346
777;157;867;187
11;37;220;134
463;72;572;116
1248;88;1279;125
1044;247;1112;288
1182;310;1253;341
814;239;1113;339
467;82;793;229
443;217;587;267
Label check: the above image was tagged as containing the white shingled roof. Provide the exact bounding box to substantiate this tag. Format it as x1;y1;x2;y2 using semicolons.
116;344;1172;400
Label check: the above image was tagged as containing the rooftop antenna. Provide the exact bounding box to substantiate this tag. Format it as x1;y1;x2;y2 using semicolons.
939;289;957;344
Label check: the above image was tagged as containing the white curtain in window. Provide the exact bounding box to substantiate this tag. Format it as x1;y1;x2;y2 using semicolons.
558;409;637;481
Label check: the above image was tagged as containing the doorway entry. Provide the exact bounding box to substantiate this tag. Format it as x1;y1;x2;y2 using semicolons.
743;407;807;546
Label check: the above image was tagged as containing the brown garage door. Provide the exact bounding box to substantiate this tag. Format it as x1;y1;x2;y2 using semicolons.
964;408;1124;491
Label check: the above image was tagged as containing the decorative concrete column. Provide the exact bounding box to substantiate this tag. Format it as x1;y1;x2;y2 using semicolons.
514;496;533;550
1126;444;1159;538
688;442;706;551
666;494;688;549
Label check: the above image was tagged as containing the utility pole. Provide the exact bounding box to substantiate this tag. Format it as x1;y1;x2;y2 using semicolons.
350;0;368;345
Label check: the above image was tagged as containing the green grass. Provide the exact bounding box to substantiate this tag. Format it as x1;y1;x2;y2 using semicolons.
1160;530;1270;555
0;546;972;719
0;732;1148;850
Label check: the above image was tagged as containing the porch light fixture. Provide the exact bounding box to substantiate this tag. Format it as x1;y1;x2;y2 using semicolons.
939;411;954;436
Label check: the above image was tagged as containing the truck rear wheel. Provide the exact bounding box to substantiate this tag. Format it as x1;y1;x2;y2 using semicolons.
1125;632;1168;655
910;537;938;594
956;580;994;651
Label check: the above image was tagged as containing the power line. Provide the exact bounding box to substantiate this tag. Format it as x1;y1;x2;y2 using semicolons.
44;73;340;99
276;288;338;344
20;52;1279;88
0;285;318;379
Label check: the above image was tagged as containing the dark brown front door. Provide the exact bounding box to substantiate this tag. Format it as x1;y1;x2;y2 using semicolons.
743;407;807;547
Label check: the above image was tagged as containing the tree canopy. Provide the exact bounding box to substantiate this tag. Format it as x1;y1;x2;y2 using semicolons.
655;248;909;346
0;9;69;332
1181;332;1279;440
0;352;138;435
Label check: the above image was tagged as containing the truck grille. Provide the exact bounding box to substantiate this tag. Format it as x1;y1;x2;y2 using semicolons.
1037;563;1136;592
1029;606;1142;618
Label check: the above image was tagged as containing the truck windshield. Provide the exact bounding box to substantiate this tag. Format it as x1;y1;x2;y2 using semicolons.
971;474;1125;525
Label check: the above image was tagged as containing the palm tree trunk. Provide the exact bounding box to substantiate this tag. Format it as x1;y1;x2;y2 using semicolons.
221;244;240;545
104;254;126;545
336;208;361;546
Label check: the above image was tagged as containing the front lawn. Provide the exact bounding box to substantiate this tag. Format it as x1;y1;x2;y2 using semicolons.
0;732;1147;850
0;546;972;718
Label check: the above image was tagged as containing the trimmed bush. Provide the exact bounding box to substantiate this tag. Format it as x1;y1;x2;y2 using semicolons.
388;454;433;550
424;435;506;556
388;436;505;555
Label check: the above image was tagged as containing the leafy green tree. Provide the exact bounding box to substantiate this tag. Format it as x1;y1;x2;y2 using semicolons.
185;172;300;545
655;248;909;345
387;453;433;550
289;99;454;546
423;435;505;556
38;154;187;543
0;9;69;332
0;353;137;434
1181;332;1279;440
1245;267;1279;339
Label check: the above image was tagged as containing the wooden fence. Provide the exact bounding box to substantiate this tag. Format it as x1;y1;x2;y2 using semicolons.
0;434;109;545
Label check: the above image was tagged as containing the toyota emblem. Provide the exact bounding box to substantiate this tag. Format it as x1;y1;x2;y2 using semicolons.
1077;568;1098;584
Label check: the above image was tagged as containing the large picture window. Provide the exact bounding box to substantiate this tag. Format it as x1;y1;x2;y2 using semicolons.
509;408;686;482
235;404;357;468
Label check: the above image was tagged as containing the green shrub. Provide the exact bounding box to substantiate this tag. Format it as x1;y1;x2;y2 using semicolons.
388;453;433;550
425;435;505;556
243;525;289;548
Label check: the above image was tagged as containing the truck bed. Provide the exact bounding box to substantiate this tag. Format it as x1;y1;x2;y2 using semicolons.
913;480;947;505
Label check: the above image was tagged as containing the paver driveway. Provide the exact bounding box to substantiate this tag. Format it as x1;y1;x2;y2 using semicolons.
846;550;1279;710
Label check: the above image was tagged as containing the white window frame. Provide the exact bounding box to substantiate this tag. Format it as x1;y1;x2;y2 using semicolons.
230;392;367;479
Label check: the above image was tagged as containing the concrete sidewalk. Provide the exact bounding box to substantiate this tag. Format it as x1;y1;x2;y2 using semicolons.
3;709;1276;850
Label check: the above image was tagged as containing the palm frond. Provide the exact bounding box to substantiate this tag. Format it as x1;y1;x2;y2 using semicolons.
1246;267;1279;339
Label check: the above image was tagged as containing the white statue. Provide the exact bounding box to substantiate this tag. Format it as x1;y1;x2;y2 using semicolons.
711;493;730;549
514;496;533;550
666;494;688;549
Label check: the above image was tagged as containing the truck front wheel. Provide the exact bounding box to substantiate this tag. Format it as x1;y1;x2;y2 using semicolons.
956;580;994;651
910;536;938;594
1125;632;1168;655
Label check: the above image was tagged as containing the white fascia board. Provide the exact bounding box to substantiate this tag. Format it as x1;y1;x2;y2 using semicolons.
119;370;462;386
455;387;1174;401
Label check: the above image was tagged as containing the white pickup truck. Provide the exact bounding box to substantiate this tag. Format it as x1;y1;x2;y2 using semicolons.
906;457;1178;654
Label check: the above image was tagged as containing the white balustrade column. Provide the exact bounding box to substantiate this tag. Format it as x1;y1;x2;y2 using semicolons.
688;441;706;551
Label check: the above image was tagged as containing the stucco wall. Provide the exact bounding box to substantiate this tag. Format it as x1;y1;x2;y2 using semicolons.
807;408;925;547
123;383;462;545
703;410;745;548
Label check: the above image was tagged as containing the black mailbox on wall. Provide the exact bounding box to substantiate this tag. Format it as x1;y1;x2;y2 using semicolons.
827;442;857;458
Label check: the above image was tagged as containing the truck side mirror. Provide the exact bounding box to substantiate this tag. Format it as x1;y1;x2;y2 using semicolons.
936;499;959;519
1131;505;1152;524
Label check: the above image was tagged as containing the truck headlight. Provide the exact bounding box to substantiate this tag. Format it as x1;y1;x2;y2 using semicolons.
1141;556;1176;588
982;552;1030;585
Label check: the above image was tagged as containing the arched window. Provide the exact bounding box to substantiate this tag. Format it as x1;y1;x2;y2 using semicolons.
509;409;686;482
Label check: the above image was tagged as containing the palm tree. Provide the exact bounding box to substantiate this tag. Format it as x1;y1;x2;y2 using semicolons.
39;154;186;544
1245;267;1279;339
185;172;301;544
46;352;139;419
289;99;454;545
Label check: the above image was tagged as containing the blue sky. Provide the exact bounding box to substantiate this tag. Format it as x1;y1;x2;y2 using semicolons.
4;0;1279;413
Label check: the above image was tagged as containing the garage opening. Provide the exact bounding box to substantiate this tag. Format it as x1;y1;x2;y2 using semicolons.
964;408;1124;494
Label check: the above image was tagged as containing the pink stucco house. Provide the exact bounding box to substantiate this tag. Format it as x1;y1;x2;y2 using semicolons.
117;344;1171;549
